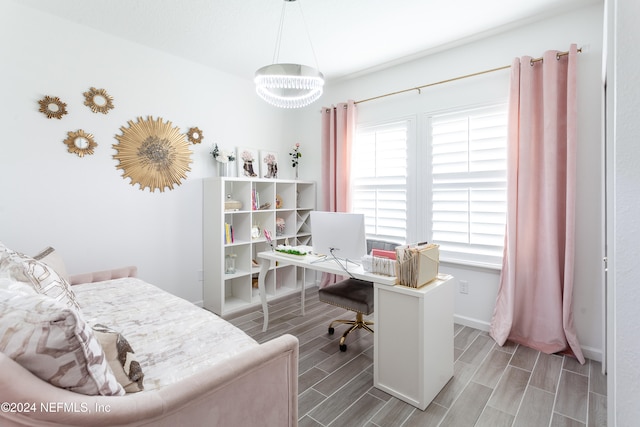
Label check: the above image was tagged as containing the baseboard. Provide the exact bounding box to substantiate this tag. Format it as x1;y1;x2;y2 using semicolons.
197;286;604;362
580;345;603;363
454;314;490;332
453;315;603;362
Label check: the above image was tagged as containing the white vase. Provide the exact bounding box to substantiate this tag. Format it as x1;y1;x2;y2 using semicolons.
218;162;229;177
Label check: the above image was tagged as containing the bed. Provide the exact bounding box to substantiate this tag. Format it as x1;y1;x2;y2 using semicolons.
0;243;298;426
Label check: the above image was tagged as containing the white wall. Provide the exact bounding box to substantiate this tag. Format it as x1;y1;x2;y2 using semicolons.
294;3;605;360
0;0;608;362
607;0;640;423
0;1;292;304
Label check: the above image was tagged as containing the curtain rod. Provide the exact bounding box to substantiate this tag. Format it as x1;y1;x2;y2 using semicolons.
355;48;581;105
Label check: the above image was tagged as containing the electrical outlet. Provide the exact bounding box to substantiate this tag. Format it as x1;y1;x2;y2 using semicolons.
197;270;204;281
459;280;469;294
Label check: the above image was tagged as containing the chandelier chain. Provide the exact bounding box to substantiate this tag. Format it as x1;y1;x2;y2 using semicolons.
272;1;288;64
296;0;321;70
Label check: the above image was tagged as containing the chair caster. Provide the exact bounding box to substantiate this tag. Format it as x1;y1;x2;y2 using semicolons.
328;327;334;335
339;344;347;352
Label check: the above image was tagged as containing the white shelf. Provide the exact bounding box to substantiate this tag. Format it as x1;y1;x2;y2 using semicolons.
203;177;316;316
224;296;251;312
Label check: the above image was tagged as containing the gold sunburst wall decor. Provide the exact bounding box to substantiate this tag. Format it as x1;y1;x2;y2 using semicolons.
83;87;114;114
38;95;68;119
113;116;193;192
63;129;97;157
187;127;204;144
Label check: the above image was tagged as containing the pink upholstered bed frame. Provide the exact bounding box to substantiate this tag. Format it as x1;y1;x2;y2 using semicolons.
0;267;299;426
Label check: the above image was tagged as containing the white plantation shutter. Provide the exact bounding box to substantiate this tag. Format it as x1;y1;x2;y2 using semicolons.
352;121;408;244
430;104;508;266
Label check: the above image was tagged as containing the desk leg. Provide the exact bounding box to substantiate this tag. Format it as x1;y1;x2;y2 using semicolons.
258;258;270;332
300;268;306;316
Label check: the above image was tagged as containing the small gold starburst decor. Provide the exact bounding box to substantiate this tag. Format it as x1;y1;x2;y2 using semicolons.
186;127;204;144
83;87;114;114
113;116;193;192
63;129;97;157
38;96;68;119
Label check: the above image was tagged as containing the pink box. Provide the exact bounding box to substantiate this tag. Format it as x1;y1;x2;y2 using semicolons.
372;249;397;260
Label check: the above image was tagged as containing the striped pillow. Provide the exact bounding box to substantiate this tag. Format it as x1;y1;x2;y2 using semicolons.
93;324;145;393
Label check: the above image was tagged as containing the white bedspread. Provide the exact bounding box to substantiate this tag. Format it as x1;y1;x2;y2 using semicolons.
72;277;258;391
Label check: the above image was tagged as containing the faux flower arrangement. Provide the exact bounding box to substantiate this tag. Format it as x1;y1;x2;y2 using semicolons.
289;143;301;167
211;144;235;163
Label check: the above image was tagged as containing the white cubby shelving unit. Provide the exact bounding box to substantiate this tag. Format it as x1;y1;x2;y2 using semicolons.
203;177;316;316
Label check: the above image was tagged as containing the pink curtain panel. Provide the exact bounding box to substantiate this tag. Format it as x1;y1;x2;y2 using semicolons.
490;44;584;364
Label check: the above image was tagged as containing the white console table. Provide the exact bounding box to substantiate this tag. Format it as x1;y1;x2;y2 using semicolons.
374;275;454;410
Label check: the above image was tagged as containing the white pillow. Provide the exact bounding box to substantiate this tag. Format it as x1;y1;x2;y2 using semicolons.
0;242;80;310
0;276;36;293
0;283;124;396
33;246;70;283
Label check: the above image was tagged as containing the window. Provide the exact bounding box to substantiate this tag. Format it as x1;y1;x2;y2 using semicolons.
429;104;507;266
350;103;506;268
352;121;409;244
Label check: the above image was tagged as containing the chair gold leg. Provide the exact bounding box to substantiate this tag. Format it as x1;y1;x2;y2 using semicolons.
329;319;357;329
328;312;374;351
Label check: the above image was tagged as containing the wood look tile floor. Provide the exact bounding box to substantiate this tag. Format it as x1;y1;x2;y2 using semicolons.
228;287;607;427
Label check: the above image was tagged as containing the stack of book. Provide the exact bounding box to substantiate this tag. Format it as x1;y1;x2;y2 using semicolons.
251;189;259;210
224;222;234;244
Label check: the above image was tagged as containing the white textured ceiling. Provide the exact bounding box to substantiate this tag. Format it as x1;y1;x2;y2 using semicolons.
17;0;597;81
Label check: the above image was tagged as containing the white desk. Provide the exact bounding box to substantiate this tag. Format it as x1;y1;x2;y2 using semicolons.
257;247;454;410
257;247;396;331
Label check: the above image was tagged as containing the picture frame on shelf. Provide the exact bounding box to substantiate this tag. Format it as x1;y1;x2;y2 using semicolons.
237;147;258;177
260;150;279;179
